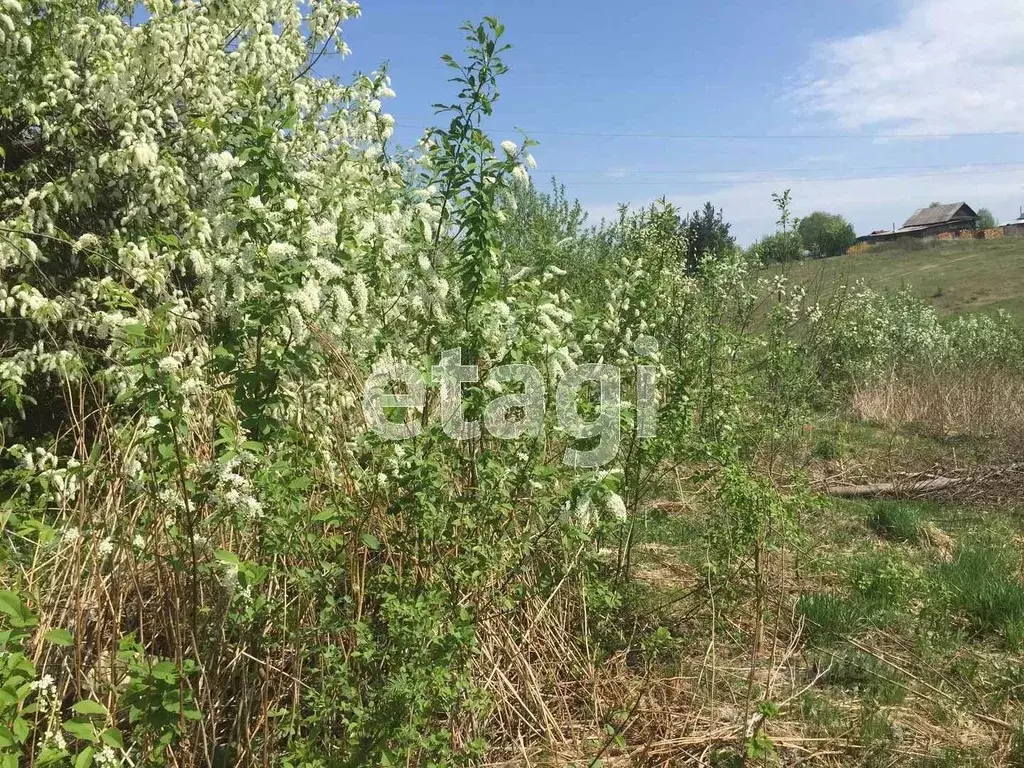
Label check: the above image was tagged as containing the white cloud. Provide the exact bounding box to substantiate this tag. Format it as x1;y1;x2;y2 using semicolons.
795;0;1024;135
582;167;1024;245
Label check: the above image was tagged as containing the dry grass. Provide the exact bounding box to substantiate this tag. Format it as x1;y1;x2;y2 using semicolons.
852;367;1024;456
17;422;1024;766
477;575;1019;765
477;561;812;765
12;358;1024;767
21;417;339;764
475;496;1024;766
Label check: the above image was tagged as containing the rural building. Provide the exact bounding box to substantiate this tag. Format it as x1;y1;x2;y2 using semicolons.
856;202;980;244
1004;208;1024;238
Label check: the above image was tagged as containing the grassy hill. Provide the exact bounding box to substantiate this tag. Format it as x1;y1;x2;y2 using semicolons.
771;237;1024;318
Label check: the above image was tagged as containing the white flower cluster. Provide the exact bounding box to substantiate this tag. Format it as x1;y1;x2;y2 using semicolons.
802;282;1024;381
605;492;627;522
29;674;65;750
95;746;124;767
8;445;82;502
211;453;264;522
569;497;594;529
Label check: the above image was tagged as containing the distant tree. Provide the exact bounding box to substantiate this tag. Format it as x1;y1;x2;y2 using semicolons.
977;208;997;229
929;201;943;208
681;202;735;273
798;211;857;258
753;231;804;264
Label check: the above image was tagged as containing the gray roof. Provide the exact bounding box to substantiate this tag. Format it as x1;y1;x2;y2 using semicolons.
902;202;977;228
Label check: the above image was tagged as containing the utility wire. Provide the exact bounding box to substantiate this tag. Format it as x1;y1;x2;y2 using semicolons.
390;123;1024;140
552;166;1024;186
534;161;1024;176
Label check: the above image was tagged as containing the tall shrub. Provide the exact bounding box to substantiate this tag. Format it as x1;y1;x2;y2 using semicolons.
798;211;857;258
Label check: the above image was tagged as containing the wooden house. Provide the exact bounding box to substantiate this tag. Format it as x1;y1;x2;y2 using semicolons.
856;202;980;244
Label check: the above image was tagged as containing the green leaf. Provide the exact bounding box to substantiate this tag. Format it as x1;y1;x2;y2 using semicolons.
288;476;312;491
11;716;28;742
99;728;124;750
37;746;69;765
360;532;381;551
312;508;342;523
62;717;95;741
151;660;178;682
214;550;240;565
75;746;95;768
72;700;109;717
45;628;74;646
0;591;29;623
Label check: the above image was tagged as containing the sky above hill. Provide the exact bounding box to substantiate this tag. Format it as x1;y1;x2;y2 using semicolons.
334;0;1024;244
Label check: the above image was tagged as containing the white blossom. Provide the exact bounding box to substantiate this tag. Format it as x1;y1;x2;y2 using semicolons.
605;493;627;522
72;233;100;254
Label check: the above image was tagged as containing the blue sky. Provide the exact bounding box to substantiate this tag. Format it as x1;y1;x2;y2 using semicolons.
334;0;1024;244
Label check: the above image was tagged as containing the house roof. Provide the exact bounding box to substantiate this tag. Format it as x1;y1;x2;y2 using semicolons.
902;202;977;229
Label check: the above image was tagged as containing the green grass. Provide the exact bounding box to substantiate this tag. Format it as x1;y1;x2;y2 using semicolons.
798;593;872;642
1010;728;1024;767
850;550;923;608
814;650;908;705
799;546;925;643
799;691;846;735
867;502;921;542
771;237;1024;317
914;748;989;768
934;542;1024;645
641;467;1024;763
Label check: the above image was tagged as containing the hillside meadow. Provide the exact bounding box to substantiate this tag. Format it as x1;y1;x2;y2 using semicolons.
770;238;1024;317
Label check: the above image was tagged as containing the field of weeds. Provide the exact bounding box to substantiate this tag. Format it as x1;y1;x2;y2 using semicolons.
516;379;1024;766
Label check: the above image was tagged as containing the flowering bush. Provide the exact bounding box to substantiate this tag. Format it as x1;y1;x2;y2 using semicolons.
801;285;1024;385
0;5;608;764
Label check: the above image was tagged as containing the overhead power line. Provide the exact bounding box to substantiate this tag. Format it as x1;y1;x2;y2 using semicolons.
536;161;1024;176
390;123;1024;140
504;128;1024;140
552;166;1024;187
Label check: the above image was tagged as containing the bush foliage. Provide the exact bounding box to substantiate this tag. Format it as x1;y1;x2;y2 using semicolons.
798;211;858;259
